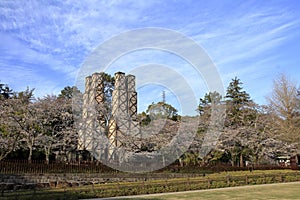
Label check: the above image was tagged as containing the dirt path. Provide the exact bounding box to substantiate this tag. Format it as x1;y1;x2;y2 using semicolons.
83;181;300;200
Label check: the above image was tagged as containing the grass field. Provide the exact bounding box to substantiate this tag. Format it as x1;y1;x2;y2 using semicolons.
117;182;300;200
2;170;299;199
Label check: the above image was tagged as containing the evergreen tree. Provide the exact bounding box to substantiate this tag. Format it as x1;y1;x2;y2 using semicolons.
225;77;251;126
198;91;222;115
100;72;115;104
59;86;80;99
0;82;13;99
226;77;250;105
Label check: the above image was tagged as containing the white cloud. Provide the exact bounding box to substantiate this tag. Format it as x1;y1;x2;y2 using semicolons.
1;0;300;113
180;5;300;96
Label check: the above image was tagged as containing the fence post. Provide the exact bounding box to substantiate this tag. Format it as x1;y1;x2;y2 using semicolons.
280;173;283;182
1;186;4;197
64;187;67;200
207;179;211;189
92;182;95;193
226;175;230;186
245;175;248;184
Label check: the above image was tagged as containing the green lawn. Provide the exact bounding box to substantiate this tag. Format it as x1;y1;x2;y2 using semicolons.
2;170;299;200
120;182;300;200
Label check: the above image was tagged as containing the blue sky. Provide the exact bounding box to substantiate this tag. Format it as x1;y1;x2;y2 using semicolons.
1;0;300;115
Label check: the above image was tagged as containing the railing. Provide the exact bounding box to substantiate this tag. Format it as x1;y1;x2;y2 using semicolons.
0;160;293;174
0;160;117;174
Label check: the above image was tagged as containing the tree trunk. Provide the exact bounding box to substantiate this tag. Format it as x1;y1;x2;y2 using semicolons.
179;158;184;167
45;146;50;165
162;155;165;167
230;160;234;167
67;152;71;162
28;146;32;164
240;154;244;167
45;154;49;165
255;155;260;166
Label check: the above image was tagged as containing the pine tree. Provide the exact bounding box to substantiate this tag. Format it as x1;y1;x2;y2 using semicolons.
198;91;222;115
0;82;13;99
226;77;250;105
225;77;251;126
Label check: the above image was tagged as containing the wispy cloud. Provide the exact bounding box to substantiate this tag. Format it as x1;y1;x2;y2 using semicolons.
0;0;158;97
1;0;300;114
177;2;300;104
189;7;298;65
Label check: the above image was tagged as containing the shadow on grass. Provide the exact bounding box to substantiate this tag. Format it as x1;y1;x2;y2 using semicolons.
1;192;165;200
118;199;163;200
1;191;78;200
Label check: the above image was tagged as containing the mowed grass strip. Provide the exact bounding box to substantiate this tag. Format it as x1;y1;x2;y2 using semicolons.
118;182;300;200
2;170;299;199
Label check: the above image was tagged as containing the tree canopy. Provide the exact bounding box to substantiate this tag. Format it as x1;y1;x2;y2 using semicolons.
0;73;299;167
146;101;180;121
226;77;250;105
225;77;252;126
267;74;300;147
198;91;222;115
0;82;13;99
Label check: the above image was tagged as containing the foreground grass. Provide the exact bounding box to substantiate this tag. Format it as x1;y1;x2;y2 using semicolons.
120;182;300;200
2;170;299;199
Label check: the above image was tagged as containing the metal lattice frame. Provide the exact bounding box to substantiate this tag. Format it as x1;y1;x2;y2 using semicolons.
127;75;137;120
109;72;127;155
129;92;137;120
93;73;106;131
126;75;139;137
78;73;107;158
108;73;140;157
79;71;140;162
78;76;92;151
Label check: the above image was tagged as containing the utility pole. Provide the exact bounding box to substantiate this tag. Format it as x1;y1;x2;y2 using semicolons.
162;90;166;103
